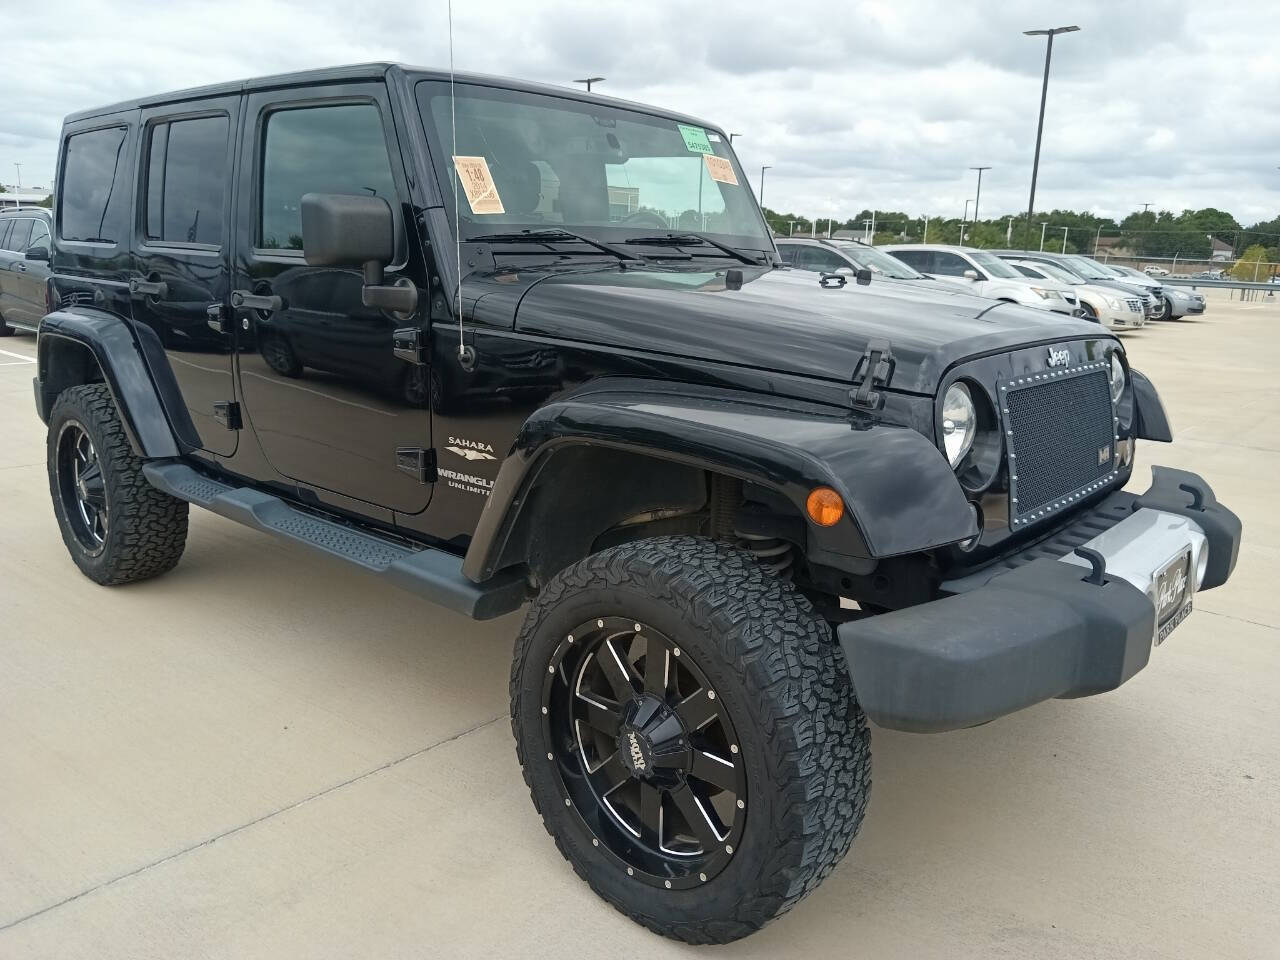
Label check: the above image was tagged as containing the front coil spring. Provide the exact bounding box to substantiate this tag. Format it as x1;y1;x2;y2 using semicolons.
735;531;794;580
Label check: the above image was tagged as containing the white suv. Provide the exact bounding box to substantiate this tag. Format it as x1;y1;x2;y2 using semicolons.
879;244;1080;315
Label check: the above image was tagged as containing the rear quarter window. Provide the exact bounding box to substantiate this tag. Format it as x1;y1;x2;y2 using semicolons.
60;126;130;243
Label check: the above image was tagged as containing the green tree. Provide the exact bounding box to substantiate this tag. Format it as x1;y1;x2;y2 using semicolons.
1231;244;1269;281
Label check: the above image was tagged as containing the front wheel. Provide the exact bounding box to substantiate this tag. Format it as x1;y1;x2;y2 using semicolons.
1080;300;1099;322
511;536;870;944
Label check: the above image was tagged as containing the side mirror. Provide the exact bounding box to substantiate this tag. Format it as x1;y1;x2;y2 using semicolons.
25;245;49;262
963;269;979;280
301;193;417;314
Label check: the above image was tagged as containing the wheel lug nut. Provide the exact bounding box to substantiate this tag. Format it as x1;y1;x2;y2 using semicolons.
699;873;707;882
548;665;555;674
737;799;744;809
592;838;599;847
707;691;715;700
634;622;642;632
664;880;671;889
564;798;571;806
541;706;548;714
730;744;738;754
546;752;553;760
725;844;733;854
627;867;634;876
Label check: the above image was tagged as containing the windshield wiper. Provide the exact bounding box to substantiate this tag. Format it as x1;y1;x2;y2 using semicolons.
623;233;766;265
468;228;641;263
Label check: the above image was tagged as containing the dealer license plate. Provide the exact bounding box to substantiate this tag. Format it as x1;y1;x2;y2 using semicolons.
1154;549;1192;646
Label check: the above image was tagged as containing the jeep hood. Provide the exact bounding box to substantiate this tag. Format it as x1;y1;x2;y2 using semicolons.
510;265;1106;395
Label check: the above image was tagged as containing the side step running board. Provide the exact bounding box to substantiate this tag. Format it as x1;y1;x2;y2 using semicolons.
142;461;526;620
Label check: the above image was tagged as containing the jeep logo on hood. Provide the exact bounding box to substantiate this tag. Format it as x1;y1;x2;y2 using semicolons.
1046;347;1070;368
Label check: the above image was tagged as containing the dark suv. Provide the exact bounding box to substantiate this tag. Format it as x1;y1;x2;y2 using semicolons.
33;63;1241;944
0;206;54;336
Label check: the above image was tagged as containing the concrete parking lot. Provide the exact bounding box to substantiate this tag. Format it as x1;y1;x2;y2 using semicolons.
2;289;1278;959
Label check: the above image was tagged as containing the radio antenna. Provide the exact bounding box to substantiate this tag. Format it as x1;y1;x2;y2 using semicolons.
447;0;474;369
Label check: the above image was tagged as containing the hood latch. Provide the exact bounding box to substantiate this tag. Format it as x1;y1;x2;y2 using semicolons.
850;339;894;410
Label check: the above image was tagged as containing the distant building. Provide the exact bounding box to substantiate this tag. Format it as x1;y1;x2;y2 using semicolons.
0;188;51;209
1210;237;1233;261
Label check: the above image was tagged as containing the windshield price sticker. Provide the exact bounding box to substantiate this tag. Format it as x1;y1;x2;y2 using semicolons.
677;123;714;154
452;156;505;215
704;154;738;185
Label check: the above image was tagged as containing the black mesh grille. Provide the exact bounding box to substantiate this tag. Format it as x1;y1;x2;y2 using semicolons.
1007;370;1114;519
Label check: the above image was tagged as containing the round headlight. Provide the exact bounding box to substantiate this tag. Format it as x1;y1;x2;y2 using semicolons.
942;382;977;466
1109;352;1126;403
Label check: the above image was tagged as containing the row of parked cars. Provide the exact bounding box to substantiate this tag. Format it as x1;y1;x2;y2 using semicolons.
775;236;1208;331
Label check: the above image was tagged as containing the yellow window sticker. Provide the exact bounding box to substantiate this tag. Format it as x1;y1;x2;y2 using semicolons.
677;123;714;154
704;154;738;185
453;156;505;215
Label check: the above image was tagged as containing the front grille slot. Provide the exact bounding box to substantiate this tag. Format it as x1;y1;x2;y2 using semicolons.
1004;365;1117;526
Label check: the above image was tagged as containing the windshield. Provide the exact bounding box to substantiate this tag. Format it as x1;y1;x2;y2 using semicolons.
835;242;924;279
1030;260;1084;284
416;81;771;252
968;250;1023;279
1060;255;1115;280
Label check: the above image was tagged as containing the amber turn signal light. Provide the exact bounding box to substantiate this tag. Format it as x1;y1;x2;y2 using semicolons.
806;487;844;527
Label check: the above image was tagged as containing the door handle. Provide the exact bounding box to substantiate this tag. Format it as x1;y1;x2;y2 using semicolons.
129;278;169;298
231;289;283;312
14;263;27;273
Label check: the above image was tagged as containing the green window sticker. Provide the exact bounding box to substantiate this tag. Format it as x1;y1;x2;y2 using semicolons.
677;123;714;154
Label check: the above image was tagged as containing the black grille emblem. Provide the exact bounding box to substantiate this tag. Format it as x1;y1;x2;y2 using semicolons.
1098;444;1112;465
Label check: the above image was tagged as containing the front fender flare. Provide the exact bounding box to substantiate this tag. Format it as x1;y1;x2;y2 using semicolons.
1130;367;1173;442
463;384;978;582
36;308;181;458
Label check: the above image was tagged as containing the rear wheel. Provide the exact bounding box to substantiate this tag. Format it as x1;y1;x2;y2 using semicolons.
260;333;303;377
1080;301;1099;322
47;384;188;585
511;536;870;944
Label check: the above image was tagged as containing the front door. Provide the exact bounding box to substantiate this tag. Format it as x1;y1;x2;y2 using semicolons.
132;98;240;457
231;83;433;514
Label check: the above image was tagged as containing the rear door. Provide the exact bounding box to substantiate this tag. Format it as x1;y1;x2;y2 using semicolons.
132;98;240;456
231;81;433;514
10;216;53;328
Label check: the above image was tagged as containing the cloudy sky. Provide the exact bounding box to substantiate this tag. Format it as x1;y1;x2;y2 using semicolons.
4;0;1278;224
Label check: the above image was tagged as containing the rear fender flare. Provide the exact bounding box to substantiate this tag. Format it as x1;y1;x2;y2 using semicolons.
462;383;978;582
36;308;183;458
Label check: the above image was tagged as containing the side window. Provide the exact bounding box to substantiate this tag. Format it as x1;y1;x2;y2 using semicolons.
1014;264;1042;279
888;249;931;272
796;246;848;272
60;126;129;242
0;221;12;250
932;252;972;277
260;104;396;251
28;219;51;250
776;244;798;266
144;115;229;245
6;219;33;252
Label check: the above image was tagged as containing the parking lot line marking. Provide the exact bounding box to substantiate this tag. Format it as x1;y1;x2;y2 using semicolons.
0;713;504;934
0;348;36;363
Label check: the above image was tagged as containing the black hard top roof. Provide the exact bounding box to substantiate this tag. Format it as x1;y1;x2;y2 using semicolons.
65;62;720;132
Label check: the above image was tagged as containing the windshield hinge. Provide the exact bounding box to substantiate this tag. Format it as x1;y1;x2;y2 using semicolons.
396;447;437;484
849;339;894;411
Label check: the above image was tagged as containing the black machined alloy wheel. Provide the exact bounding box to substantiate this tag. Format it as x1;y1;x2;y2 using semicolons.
543;616;747;889
55;420;108;553
512;536;871;944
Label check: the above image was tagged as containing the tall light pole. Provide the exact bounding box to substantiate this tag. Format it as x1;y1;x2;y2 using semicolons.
970;166;991;222
961;199;972;243
1023;26;1080;236
759;165;771;207
923;215;930;243
788;220;797;236
1140;202;1153;213
728;133;741;143
1094;224;1103;255
13;163;21;188
1061;226;1069;253
573;77;605;92
1039;221;1049;251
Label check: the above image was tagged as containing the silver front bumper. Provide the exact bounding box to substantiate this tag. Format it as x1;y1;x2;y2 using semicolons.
1059;507;1208;638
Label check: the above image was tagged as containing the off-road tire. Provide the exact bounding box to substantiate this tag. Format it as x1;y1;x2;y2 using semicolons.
47;384;188;585
510;536;871;944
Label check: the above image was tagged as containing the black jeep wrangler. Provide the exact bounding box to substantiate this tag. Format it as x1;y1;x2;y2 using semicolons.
34;63;1241;943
